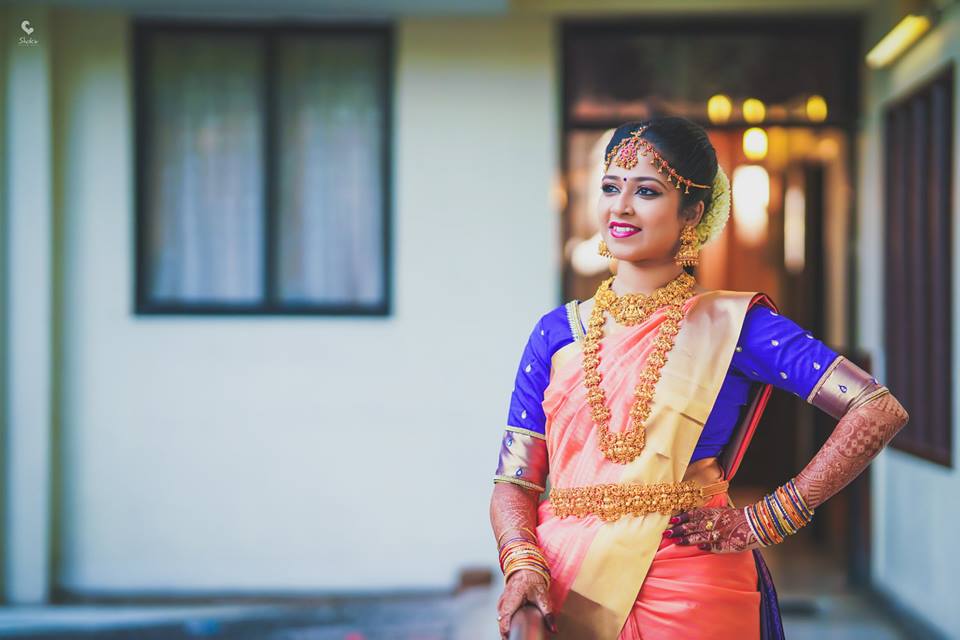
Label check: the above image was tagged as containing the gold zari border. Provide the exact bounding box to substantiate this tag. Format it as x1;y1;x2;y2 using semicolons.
849;386;891;412
505;425;546;440
494;476;546;492
565;300;586;342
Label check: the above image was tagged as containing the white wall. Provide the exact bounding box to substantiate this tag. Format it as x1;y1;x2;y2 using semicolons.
2;7;54;604
859;1;960;635
50;11;557;592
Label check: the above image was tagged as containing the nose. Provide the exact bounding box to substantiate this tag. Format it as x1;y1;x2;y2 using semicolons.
611;189;635;216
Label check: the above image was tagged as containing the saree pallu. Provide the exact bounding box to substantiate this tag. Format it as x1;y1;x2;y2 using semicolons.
535;291;781;640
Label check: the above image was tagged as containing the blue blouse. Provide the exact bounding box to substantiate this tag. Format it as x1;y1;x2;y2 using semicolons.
506;301;840;462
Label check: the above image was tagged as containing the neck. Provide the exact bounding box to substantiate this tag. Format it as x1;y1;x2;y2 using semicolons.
611;258;688;296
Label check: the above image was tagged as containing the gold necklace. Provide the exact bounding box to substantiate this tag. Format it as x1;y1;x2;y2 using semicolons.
583;272;697;464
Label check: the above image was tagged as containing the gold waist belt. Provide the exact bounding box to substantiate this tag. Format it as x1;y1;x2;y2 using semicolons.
549;479;729;522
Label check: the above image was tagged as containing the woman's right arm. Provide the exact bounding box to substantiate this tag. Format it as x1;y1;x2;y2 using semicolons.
490;483;557;637
489;314;561;638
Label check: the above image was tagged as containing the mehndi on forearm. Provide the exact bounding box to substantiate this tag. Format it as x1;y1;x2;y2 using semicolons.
491;426;548;546
794;391;909;508
491;482;552;588
490;425;552;596
741;357;910;548
490;481;540;547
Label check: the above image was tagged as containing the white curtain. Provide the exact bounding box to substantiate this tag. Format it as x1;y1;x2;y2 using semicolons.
145;33;264;304
276;35;386;306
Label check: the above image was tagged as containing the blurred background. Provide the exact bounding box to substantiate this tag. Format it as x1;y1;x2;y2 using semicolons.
0;0;957;638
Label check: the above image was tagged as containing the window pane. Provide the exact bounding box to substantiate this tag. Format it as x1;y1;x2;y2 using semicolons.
885;65;954;466
275;34;387;306
143;33;265;305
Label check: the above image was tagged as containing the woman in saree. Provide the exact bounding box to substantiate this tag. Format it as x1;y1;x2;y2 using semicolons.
489;117;910;640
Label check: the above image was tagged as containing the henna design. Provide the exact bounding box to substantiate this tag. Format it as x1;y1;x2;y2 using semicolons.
490;483;558;638
491;481;540;543
668;394;908;553
794;392;909;508
667;506;761;553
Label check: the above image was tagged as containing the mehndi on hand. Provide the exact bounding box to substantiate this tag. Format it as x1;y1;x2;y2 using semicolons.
664;505;762;553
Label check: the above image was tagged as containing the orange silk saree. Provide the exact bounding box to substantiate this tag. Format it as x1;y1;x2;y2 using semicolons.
534;291;774;639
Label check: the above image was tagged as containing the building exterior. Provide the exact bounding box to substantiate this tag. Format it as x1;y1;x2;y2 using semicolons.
1;0;957;636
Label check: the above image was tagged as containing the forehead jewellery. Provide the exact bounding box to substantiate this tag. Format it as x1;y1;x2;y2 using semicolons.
604;126;711;195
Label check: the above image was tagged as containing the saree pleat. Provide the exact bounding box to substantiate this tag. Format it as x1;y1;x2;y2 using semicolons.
617;495;760;640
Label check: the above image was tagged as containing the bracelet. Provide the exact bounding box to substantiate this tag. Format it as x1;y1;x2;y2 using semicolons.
499;539;551;587
497;526;537;548
743;478;814;547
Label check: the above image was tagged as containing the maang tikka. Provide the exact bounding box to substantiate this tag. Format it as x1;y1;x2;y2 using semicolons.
604;126;712;195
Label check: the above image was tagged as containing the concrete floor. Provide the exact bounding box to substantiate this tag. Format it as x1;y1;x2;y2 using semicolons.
0;535;918;639
0;579;912;639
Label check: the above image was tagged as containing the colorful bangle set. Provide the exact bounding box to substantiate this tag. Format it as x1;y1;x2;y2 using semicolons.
497;527;551;587
743;478;814;547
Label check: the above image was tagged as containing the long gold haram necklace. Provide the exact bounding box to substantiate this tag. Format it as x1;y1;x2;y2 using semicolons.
583;272;697;464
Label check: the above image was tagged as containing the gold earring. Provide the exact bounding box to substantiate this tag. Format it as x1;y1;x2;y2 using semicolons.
675;225;700;268
598;239;613;258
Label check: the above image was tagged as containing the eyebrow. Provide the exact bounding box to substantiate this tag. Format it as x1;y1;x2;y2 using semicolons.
601;174;667;189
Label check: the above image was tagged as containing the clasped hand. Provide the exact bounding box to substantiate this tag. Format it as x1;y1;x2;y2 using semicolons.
664;506;761;553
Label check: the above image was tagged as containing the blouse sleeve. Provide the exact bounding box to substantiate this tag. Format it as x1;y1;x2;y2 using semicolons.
493;316;551;493
731;305;889;418
505;317;552;436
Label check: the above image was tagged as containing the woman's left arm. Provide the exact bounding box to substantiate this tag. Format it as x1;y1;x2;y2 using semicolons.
670;389;908;552
668;306;911;552
793;389;908;509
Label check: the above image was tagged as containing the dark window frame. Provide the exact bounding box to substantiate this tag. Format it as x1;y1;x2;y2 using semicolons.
883;63;954;468
132;21;394;316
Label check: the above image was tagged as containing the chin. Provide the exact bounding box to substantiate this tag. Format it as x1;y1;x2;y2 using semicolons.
607;242;646;262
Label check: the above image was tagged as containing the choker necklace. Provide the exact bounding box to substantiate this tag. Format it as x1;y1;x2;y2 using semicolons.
583;272;697;464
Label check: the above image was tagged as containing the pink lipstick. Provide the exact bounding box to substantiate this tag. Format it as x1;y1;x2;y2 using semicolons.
609;222;641;238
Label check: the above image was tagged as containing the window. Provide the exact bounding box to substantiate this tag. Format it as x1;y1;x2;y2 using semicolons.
134;23;392;315
884;64;954;467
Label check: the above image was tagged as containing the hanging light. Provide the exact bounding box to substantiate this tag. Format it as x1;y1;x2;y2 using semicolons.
806;95;828;122
742;98;766;124
708;94;733;124
742;128;768;161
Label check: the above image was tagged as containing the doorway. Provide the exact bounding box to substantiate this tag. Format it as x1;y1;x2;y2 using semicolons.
559;15;864;588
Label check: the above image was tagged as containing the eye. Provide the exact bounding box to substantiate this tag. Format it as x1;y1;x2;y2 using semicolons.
601;183;620;194
636;186;659;196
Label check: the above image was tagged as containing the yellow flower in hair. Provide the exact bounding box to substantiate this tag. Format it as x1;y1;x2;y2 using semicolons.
695;164;730;245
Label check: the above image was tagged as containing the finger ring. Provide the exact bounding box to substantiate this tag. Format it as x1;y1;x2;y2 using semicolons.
705;520;714;531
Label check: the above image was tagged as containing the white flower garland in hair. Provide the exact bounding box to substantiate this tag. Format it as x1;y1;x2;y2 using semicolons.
695;164;730;246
